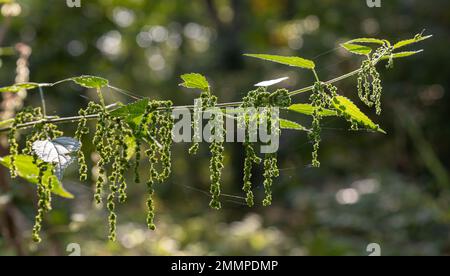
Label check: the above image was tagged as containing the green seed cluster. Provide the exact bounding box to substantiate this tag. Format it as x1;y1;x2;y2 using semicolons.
75;102;101;182
269;88;291;108
7;103;63;249
133;102;154;184
143;104;158;230
8;107;42;177
239;88;291;206
189;88;225;209
85;93;134;241
242;143;260;207
132;100;174;230
239;88;262;207
22;108;44;156
262;153;279;206
262;106;280;206
27;121;63;243
106;117;133;241
148;102;173;229
208;102;225;210
189;89;215;155
31;162;53;243
92;105;109;205
357;46;390;115
156;103;174;183
309;82;333;168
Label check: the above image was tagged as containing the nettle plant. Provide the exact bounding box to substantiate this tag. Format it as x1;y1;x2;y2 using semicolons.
0;32;430;243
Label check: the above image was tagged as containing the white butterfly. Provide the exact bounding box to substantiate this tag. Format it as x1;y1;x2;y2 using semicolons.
32;137;81;181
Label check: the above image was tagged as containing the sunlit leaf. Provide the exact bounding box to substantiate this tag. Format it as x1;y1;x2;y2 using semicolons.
179;73;210;91
0;118;14;128
110;98;151;127
331;96;385;134
0;155;74;198
341;43;373;56
288;103;337;117
280;119;309;131
72;75;109;89
32;137;81;181
393;34;432;49
0;83;40;93
345;38;387;45
341;38;390;56
244;54;315;70
381;50;424;60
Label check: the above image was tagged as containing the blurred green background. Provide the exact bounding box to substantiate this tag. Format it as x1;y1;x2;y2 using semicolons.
0;0;449;256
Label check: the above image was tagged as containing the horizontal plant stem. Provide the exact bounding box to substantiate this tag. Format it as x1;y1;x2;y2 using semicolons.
0;115;101;132
288;68;363;96
0;51;388;133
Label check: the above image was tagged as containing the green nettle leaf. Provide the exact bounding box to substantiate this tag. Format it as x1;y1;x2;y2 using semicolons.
0;155;74;198
0;118;14;128
110;98;151;127
331;96;386;134
32;137;81;181
345;38;387;45
340;38;390;56
72;75;109;89
244;54;315;70
341;43;373;56
288;103;337;117
393;34;432;50
179;73;210;91
280;119;309;131
0;83;41;93
381;50;424;60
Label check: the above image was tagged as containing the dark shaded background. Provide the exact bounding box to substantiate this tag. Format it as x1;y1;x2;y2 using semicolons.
0;0;449;255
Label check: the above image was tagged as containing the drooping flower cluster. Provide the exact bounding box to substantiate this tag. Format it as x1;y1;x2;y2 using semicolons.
74;96;176;238
74;92;135;241
8;107;41;177
6;106;66;242
30;122;63;242
308;82;340;167
357;46;391;115
208;103;225;210
239;87;291;206
75;102;102;182
189;88;225;210
32;162;53;243
133;100;174;230
262;153;278;206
